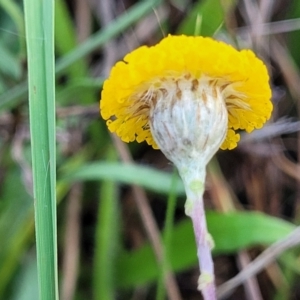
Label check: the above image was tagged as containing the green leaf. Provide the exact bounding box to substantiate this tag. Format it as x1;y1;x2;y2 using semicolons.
93;148;120;300
64;162;185;196
116;211;295;288
177;0;234;36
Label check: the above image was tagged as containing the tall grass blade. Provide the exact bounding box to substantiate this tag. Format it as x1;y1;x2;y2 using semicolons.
93;147;119;300
23;0;58;299
156;169;178;300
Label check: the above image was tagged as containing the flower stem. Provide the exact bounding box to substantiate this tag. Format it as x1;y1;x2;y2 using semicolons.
179;167;216;298
190;198;216;300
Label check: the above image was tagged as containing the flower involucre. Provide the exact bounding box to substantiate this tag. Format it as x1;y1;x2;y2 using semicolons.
100;35;272;150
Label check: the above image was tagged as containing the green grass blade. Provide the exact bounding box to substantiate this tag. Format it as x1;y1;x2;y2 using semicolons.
156;169;178;300
0;0;162;112
55;0;162;74
23;0;58;299
93;147;119;300
55;0;87;79
63;162;185;196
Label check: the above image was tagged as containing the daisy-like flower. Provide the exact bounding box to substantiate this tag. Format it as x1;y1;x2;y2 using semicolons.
100;35;272;300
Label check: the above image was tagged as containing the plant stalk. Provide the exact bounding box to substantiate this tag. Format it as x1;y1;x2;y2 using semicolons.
190;199;216;300
181;167;216;300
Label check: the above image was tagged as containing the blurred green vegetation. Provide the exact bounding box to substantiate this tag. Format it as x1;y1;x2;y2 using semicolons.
1;0;300;299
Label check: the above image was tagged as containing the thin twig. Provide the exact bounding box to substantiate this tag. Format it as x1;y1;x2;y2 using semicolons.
61;127;83;300
270;38;300;216
272;151;300;182
75;0;91;43
236;252;263;300
11;125;33;195
122;5;168;51
93;0;118;76
227;3;276;298
56;104;99;118
207;161;262;300
217;226;300;299
61;182;82;300
237;18;300;37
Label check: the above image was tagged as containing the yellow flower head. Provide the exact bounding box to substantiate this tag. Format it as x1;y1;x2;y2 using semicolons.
100;35;272;150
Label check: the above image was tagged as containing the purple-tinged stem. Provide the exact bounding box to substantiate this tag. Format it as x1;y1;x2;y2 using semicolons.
190;198;216;300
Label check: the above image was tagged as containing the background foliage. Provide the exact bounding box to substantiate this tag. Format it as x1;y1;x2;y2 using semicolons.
1;0;300;299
